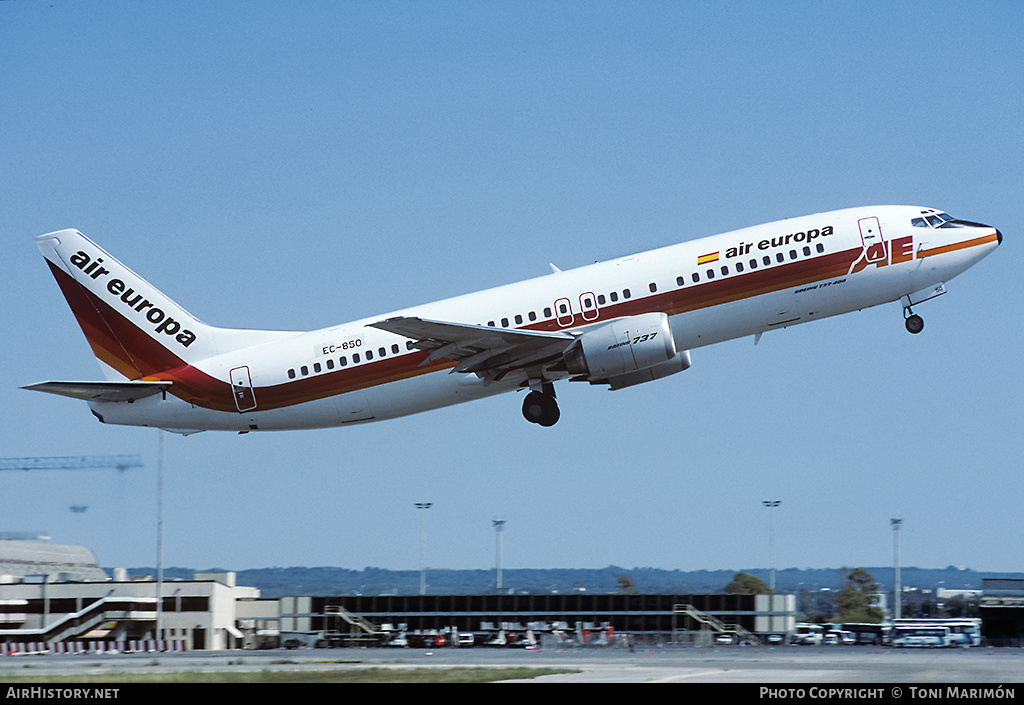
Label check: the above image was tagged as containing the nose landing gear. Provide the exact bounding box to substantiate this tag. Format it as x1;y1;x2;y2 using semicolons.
904;312;924;334
901;284;945;335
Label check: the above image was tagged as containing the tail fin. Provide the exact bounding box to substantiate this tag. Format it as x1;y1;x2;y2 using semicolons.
36;229;294;381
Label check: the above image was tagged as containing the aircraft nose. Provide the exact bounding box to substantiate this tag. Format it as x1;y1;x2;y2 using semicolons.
996;228;1003;245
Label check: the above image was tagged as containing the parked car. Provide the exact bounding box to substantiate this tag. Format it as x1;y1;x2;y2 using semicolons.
823;629;855;645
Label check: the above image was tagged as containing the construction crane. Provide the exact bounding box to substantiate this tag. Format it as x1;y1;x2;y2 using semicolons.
0;533;51;541
0;455;143;472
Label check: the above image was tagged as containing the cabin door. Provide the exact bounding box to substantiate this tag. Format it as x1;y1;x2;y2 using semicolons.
230;365;257;412
858;216;888;263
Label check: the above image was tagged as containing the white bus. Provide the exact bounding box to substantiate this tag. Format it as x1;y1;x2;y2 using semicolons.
890;624;951;648
892;618;981;647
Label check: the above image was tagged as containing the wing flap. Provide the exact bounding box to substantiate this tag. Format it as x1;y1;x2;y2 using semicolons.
22;380;172;402
369;317;575;378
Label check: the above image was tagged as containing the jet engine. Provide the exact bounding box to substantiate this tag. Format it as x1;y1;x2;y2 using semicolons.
563;312;677;380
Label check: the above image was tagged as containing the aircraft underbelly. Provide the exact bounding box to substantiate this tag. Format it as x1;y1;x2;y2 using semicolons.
90;392;362;432
363;369;519;421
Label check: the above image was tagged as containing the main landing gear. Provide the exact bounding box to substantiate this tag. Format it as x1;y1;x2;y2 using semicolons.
522;387;560;427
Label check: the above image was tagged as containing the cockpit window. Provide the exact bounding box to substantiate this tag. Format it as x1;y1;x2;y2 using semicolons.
913;212;959;229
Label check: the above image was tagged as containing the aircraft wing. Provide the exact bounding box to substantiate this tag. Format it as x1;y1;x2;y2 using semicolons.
22;380;172;402
368;316;575;378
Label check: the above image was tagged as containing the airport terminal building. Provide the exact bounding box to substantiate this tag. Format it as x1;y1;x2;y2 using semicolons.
3;542;1023;650
980;578;1024;647
1;542;796;650
279;592;795;647
0;542;262;651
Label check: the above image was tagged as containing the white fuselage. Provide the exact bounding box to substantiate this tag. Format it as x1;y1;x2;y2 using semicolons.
81;205;1000;432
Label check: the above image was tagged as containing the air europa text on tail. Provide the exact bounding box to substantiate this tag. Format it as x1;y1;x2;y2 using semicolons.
68;250;198;348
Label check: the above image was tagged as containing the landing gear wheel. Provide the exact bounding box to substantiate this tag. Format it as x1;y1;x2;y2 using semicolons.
905;314;924;334
522;391;560;427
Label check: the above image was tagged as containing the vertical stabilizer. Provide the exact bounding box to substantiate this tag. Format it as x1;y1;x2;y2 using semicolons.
36;229;294;381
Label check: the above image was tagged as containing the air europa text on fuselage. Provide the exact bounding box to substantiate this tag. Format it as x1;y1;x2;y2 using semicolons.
724;224;834;259
67;250;198;348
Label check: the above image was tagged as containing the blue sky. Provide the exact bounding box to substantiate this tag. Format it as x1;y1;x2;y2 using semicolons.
1;1;1021;579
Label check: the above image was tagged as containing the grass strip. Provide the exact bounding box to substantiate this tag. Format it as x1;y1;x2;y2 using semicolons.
0;666;577;684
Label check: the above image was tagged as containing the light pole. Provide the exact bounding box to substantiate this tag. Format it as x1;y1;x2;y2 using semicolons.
891;518;903;620
157;430;165;640
763;501;781;592
415;502;432;595
493;520;506;593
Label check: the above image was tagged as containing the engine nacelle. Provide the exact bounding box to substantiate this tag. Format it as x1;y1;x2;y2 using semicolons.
606;350;692;390
564;312;677;380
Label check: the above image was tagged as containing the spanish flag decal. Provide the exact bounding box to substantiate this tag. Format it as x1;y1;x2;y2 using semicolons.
697;251;719;265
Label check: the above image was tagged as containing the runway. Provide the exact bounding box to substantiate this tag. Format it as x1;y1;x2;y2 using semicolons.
1;645;1022;683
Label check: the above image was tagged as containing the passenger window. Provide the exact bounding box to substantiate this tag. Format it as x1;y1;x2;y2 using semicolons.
392;344;400;354
515;314;523;325
649;283;657;293
623;289;631;299
749;258;757;269
763;256;771;266
487;320;495;327
365;350;373;360
378;347;386;357
314;362;322;373
776;253;785;263
288;369;296;379
340;356;347;366
529;311;537;321
353;353;360;364
721;266;729;276
816;243;824;253
301;365;309;376
327;359;335;370
558;304;567;314
736;262;744;273
543;308;552;318
803;246;811;256
676;276;685;287
501;317;509;327
692;272;700;283
609;292;618;302
706;269;715;279
789;249;797;260
596;295;605;306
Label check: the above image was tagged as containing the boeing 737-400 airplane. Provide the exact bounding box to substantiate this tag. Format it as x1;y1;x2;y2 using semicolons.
24;205;1001;433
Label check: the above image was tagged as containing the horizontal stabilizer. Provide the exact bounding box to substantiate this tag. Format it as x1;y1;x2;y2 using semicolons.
22;380;172;403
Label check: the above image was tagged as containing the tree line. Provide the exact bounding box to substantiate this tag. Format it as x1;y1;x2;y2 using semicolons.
719;568;979;621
